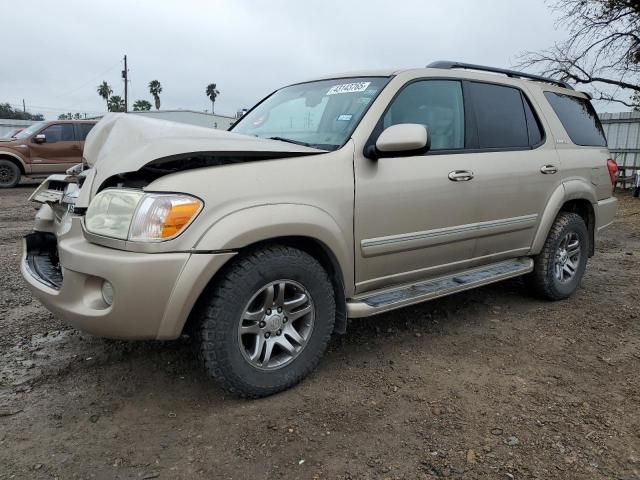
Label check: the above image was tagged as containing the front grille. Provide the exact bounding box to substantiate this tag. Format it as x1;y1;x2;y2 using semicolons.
24;233;62;289
47;180;67;192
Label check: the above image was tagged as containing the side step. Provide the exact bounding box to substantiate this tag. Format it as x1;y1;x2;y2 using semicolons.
347;257;533;318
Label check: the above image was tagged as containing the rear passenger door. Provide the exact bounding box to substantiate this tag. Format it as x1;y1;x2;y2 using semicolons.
75;123;95;160
463;81;562;262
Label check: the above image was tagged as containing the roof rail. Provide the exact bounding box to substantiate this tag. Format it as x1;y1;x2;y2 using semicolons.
426;60;574;90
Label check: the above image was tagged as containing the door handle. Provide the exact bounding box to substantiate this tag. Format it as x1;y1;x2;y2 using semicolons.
540;164;558;174
448;170;474;182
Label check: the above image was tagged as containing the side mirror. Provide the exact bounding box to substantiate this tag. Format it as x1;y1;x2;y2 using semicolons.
371;123;429;159
34;134;46;144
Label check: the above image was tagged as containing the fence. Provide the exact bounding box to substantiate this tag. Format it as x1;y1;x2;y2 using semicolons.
0;119;35;137
600;112;640;171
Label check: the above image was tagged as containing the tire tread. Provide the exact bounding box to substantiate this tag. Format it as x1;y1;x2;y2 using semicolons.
529;212;587;300
196;245;335;398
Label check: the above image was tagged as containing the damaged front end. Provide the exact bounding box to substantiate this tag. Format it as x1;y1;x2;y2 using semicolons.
23;232;62;290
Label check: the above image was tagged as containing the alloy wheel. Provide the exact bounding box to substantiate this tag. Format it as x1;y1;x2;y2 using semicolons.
554;232;581;283
237;280;315;370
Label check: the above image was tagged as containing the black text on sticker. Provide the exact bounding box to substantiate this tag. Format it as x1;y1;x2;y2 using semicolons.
326;82;371;95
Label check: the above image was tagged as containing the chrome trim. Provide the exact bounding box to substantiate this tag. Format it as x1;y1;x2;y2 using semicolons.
361;214;538;257
348;257;534;318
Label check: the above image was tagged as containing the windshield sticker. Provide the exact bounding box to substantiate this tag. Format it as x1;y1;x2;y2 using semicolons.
326;82;371;95
337;114;353;121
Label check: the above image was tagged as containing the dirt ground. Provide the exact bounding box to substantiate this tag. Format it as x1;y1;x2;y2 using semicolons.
0;184;639;480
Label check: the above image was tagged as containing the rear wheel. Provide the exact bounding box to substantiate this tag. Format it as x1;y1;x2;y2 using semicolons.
529;212;588;300
0;160;20;188
197;245;335;398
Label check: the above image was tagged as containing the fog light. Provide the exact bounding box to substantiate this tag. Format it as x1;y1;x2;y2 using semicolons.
101;280;114;306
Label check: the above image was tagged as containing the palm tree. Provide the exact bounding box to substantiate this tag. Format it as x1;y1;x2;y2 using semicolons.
97;81;113;111
206;83;220;114
107;96;125;112
148;80;162;110
133;100;152;111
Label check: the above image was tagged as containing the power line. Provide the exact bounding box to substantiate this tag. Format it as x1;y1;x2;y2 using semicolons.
52;60;122;101
4;101;103;115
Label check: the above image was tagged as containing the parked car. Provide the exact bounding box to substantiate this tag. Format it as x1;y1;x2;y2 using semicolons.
1;127;24;138
22;62;617;397
0;120;96;187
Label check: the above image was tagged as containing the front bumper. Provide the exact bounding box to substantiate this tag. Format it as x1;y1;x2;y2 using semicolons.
22;217;235;340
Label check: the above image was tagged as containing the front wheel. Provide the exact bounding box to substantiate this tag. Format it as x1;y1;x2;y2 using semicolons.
196;245;335;398
528;212;588;300
0;160;20;188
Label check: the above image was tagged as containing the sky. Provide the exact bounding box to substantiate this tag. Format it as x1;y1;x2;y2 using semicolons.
0;0;624;120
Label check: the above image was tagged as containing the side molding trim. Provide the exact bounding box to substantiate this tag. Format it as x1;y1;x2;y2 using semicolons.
361;214;538;258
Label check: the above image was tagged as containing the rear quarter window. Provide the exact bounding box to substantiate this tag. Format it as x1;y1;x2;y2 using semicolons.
543;92;606;147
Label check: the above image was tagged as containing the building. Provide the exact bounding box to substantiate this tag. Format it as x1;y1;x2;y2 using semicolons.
600;111;640;173
129;110;236;130
0;119;36;137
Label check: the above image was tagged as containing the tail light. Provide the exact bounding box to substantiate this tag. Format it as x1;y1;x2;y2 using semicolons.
607;158;618;186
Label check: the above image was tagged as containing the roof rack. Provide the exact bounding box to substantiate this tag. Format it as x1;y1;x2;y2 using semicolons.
426;61;574;90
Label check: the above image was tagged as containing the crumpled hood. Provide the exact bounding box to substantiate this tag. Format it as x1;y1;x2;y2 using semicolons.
84;113;324;185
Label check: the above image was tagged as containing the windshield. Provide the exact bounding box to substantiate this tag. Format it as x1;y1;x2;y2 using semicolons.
14;121;46;140
231;77;389;150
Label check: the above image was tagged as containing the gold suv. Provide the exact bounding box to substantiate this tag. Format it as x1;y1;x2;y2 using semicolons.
22;62;618;397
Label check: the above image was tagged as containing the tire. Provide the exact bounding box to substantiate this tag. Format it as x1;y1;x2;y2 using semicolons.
528;212;588;300
633;186;640;198
196;245;335;398
0;159;20;188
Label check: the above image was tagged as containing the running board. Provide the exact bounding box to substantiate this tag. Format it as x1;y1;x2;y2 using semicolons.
347;257;533;318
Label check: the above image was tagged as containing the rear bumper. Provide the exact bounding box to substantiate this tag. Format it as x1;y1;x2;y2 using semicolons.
22;218;235;340
595;196;617;233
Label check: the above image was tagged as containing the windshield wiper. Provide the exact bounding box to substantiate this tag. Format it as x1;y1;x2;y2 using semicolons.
268;136;314;148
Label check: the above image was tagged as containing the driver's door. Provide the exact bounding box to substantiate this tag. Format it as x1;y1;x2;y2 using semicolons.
354;80;477;293
29;123;80;173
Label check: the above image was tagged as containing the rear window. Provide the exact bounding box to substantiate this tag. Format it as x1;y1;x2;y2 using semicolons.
543;92;606;147
467;82;529;149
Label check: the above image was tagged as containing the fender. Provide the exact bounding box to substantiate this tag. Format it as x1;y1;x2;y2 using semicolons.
531;179;597;254
0;150;29;174
195;203;354;295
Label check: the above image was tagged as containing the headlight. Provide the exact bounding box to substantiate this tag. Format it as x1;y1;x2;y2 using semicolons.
85;189;202;242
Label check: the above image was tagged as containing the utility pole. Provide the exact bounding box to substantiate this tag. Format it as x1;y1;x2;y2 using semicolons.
122;54;128;113
22;99;26;112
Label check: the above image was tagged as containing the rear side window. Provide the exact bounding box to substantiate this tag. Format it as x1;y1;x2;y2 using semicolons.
77;123;95;141
467;82;529;149
543;92;606;146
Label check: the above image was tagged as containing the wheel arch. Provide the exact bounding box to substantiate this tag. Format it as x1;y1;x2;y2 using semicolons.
240;236;348;335
0;152;27;175
531;181;597;257
558;199;595;257
183;204;353;336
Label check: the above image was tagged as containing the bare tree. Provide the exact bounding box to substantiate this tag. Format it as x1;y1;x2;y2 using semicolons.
517;0;640;108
